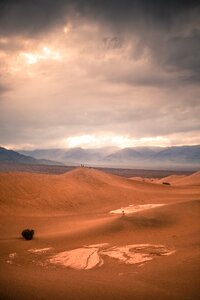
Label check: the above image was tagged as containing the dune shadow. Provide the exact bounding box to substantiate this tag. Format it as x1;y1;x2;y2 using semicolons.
121;213;175;229
75;212;176;239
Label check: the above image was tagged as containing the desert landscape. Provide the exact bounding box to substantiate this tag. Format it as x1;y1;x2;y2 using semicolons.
1;0;200;299
0;166;199;300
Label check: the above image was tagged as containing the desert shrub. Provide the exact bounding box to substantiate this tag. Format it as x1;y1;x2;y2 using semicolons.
21;229;34;240
162;182;171;185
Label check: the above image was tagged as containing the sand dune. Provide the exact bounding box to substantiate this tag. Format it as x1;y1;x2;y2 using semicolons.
156;170;200;186
0;167;199;215
0;167;199;299
0;198;199;299
173;170;200;186
154;174;186;184
129;176;156;183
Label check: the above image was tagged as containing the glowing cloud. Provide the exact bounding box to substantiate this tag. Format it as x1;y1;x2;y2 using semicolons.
0;1;199;149
21;47;61;65
63;134;171;148
65;135;97;148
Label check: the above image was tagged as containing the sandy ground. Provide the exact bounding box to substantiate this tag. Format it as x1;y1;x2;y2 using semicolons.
155;171;200;186
0;167;199;299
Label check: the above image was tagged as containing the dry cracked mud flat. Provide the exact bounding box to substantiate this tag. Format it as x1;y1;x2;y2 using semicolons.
6;243;175;271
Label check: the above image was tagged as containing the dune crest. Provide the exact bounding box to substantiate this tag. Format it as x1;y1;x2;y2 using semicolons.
156;170;200;186
1;167;193;215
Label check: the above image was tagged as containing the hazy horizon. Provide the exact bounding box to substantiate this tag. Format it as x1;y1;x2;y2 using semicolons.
11;143;200;151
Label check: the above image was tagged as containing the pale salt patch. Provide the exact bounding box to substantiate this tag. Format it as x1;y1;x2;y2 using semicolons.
49;247;103;270
110;204;165;214
84;243;109;248
9;252;17;258
138;263;145;267
161;250;176;256
28;247;53;254
6;252;17;264
101;246;152;264
48;244;175;270
101;244;175;265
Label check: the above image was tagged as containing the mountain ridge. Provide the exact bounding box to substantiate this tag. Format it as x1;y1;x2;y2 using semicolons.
0;147;63;166
17;145;200;170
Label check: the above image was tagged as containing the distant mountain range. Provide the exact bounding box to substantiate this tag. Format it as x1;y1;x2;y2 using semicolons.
18;147;118;165
18;145;200;170
0;147;63;166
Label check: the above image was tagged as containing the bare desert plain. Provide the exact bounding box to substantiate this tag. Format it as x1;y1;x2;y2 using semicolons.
0;167;199;300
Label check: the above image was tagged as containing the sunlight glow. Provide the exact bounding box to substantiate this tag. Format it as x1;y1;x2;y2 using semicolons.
66;135;97;148
23;53;38;64
63;134;170;148
21;47;61;65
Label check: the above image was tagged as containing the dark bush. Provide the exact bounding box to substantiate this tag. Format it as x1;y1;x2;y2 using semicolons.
21;229;34;240
162;182;171;185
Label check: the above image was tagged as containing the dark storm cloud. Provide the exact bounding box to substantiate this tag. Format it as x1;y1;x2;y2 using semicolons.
0;0;200;148
0;0;199;83
161;31;200;81
0;0;69;36
0;0;199;35
77;0;199;28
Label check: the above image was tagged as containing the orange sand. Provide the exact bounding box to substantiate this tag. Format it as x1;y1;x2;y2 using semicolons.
0;167;199;299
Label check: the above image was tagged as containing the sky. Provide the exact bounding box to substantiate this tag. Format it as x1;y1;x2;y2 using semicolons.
0;0;200;149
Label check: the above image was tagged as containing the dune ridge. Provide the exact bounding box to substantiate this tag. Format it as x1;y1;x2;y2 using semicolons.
0;167;199;300
156;170;200;186
0;167;199;215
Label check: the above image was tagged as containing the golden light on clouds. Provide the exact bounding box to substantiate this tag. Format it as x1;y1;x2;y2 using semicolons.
63;134;170;149
65;135;97;148
0;0;199;152
22;53;38;64
21;46;61;65
63;23;72;34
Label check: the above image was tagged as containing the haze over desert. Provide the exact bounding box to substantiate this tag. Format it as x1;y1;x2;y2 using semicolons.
0;0;200;299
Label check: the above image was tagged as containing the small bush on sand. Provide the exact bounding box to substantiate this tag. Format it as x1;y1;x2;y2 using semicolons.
21;229;34;240
162;182;171;185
